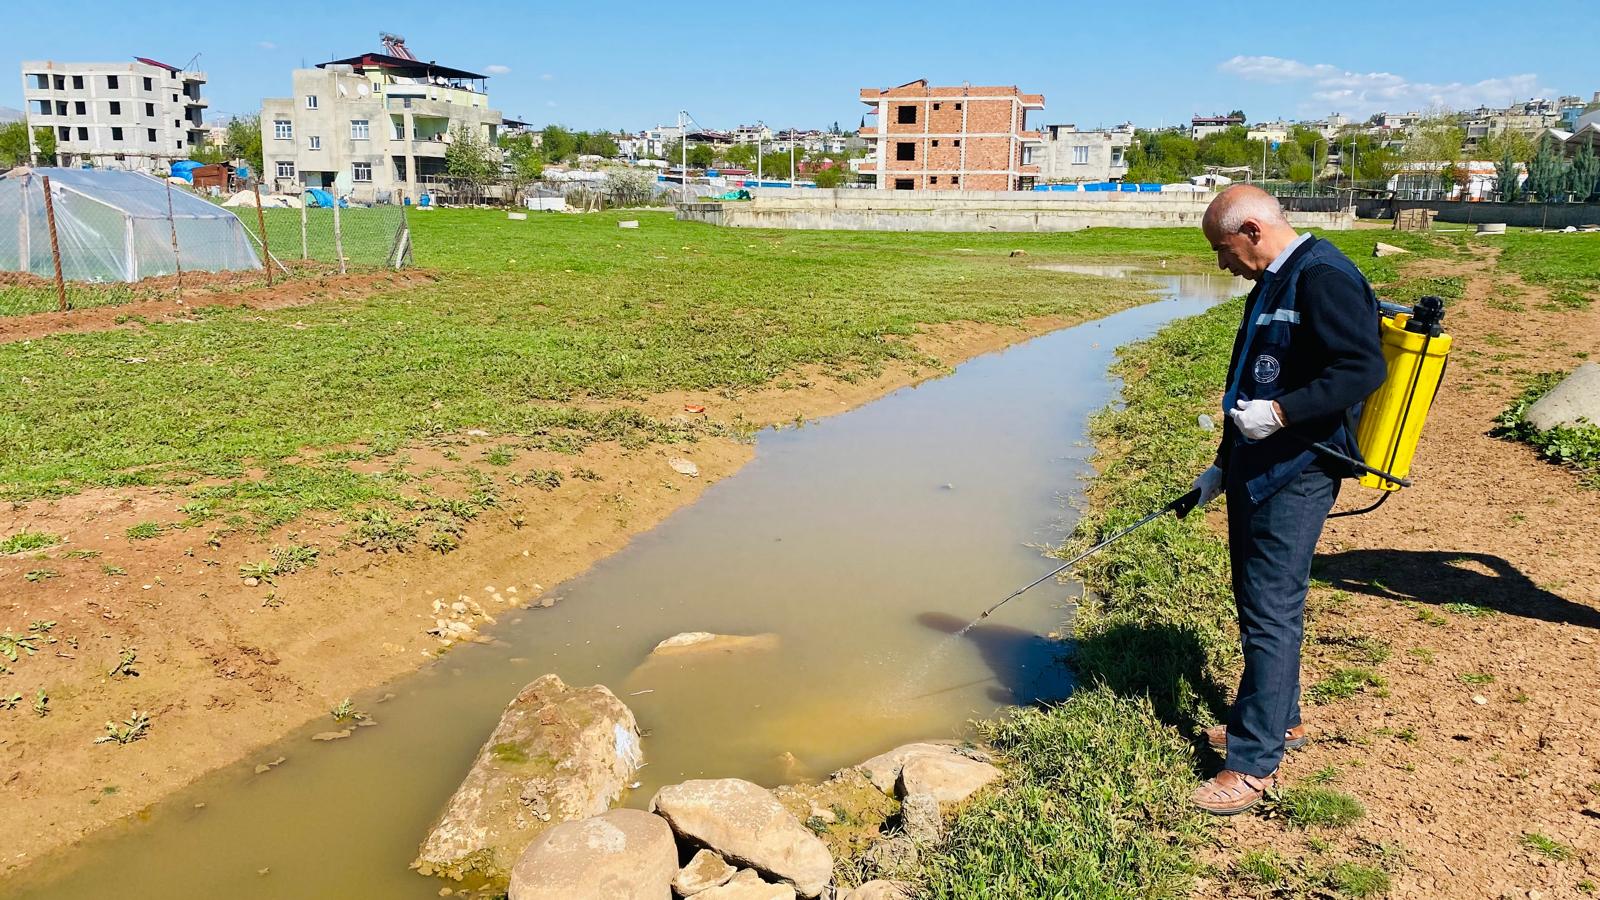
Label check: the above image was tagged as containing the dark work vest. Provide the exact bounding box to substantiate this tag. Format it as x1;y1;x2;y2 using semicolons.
1223;235;1374;503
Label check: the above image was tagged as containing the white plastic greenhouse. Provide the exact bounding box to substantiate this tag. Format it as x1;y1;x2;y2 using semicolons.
0;167;261;283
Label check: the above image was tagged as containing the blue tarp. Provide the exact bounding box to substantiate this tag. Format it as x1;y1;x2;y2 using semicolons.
168;160;203;182
304;188;347;208
1033;182;1170;193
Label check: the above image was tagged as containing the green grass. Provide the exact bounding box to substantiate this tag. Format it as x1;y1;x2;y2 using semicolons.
1;530;61;555
1274;787;1366;829
1495;232;1600;308
1325;861;1391;897
1308;668;1387;705
1520;832;1575;861
2;211;1167;529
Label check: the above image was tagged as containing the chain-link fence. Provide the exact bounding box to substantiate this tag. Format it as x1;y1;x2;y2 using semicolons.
0;169;411;320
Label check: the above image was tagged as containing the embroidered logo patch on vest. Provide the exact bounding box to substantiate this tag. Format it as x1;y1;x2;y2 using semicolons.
1252;354;1281;384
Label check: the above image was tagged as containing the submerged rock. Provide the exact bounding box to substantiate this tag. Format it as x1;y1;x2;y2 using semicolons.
415;674;643;885
506;809;676;900
649;632;781;657
650;778;833;898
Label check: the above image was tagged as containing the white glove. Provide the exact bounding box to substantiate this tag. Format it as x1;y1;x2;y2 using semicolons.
1192;465;1225;507
1229;398;1284;441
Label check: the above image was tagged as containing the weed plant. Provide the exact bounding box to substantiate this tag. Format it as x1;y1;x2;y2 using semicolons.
1493;373;1600;485
1274;786;1366;828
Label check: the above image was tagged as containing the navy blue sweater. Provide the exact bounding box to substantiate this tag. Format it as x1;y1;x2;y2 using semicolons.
1215;260;1388;472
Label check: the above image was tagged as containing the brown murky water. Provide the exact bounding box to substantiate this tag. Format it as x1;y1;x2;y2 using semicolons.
8;269;1246;899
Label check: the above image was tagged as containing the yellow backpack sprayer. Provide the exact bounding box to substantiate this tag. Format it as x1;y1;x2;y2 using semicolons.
969;294;1453;624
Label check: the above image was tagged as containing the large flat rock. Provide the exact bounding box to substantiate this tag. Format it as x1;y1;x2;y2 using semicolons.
696;869;797;900
650;778;833;898
649;632;781;657
898;753;1000;806
415;674;643;884
1525;363;1600;432
853;741;978;794
507;809;676;900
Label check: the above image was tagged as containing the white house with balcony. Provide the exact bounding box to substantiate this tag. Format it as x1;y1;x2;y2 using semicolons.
259;41;501;203
1033;123;1133;183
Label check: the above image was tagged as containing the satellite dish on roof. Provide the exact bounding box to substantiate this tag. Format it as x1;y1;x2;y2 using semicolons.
333;171;353;197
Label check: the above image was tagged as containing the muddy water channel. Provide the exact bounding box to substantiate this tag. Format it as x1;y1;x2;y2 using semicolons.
12;269;1246;899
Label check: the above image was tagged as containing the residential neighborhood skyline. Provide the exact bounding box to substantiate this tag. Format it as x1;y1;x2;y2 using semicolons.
1;0;1595;133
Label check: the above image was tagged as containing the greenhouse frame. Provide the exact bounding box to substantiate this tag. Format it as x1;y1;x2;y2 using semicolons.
0;167;261;283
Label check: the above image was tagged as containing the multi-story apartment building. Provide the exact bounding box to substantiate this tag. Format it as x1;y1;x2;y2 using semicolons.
19;57;207;171
858;80;1044;191
259;37;501;203
1190;113;1245;140
1034;124;1132;183
733;123;772;145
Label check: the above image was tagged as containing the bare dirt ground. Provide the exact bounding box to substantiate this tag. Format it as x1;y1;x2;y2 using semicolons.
1199;246;1600;898
0;268;432;344
0;310;1081;878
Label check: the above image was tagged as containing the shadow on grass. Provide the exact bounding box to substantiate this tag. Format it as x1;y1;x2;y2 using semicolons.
1315;549;1600;630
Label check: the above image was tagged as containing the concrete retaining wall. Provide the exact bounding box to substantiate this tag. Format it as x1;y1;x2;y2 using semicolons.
676;188;1355;232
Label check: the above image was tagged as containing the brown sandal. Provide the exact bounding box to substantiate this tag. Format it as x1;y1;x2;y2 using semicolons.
1191;769;1278;816
1204;723;1308;752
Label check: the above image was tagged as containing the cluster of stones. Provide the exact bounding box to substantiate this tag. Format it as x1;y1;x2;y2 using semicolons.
412;636;1003;898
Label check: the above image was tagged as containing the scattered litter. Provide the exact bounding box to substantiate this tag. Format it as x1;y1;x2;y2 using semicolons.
1471;695;1488;705
1197;413;1215;431
507;212;527;221
123;357;147;364
628;689;655;696
1008;249;1027;258
312;729;353;741
683;404;706;414
1372;242;1410;257
618;220;639;229
466;428;490;437
668;458;700;478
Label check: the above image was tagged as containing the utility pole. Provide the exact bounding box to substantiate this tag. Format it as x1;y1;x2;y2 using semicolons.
679;110;688;202
757;134;763;184
789;137;795;186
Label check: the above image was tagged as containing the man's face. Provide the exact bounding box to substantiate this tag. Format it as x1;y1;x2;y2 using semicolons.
1205;220;1266;281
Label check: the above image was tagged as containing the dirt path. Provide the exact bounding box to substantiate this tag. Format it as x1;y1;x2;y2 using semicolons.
1202;246;1600;897
0;308;1094;878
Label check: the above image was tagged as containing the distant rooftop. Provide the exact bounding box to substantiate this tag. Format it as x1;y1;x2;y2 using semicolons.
318;53;486;81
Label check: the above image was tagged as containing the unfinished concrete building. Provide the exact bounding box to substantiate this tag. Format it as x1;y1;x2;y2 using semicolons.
260;34;501;203
859;80;1043;191
19;57;207;171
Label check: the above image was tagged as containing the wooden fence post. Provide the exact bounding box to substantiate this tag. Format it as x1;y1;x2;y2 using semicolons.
39;175;67;312
253;182;273;287
164;176;184;299
332;197;346;275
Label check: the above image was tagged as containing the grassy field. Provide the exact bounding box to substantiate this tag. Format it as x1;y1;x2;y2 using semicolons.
1491;232;1600;309
0;210;1195;528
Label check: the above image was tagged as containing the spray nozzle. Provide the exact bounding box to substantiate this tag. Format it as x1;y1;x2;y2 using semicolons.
1405;295;1446;336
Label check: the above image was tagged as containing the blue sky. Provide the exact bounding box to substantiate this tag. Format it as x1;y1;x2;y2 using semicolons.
3;0;1595;132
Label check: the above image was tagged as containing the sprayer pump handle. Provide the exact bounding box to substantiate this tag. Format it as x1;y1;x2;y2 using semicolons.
1169;487;1203;520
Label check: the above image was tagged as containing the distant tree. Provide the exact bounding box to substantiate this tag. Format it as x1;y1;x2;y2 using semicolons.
1228;109;1246;122
0;121;30;167
831;121;840;135
1480;129;1533;166
445;125;496;194
1570;140;1600;202
1526;137;1569;201
812;165;849;188
1494;145;1522;201
33;125;58;165
723;143;756;168
540;125;577;162
211;116;264;174
577;131;620;157
1404;115;1464;181
1125;129;1201;183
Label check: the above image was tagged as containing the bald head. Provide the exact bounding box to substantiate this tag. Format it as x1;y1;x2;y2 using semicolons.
1201;185;1301;281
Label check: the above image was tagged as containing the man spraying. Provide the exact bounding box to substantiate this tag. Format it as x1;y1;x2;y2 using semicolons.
1188;185;1387;815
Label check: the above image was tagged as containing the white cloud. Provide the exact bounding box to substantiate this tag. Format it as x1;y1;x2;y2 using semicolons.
257;41;278;50
540;73;554;81
484;64;511;75
1218;55;1551;115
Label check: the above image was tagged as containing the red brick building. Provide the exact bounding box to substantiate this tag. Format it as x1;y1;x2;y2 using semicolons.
859;79;1044;191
